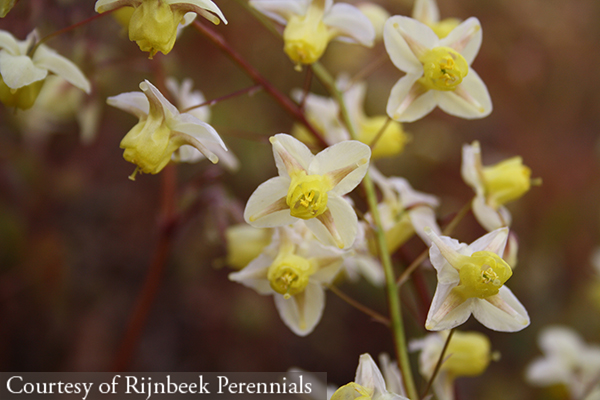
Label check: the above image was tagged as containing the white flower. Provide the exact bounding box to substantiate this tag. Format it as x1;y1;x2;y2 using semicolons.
383;16;491;122
228;224;344;336
0;30;90;110
107;80;226;178
165;77;239;171
330;353;409;400
425;227;529;332
250;0;375;67
526;326;600;400
95;0;227;57
462;141;536;231
244;133;370;249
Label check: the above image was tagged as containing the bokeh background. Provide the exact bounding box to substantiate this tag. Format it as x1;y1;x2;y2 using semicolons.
1;0;600;399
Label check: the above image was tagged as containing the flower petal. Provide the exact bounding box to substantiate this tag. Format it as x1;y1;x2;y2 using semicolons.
250;0;308;24
472;286;530;332
461;141;483;193
425;287;473;331
106;91;149;118
355;353;387;397
305;193;357;249
271;133;313;178
472;195;512;231
427;230;469;280
244;176;296;227
273;281;325;336
95;0;134;13
0;52;47;89
33;45;90;93
386;75;437;122
228;252;274;295
383;15;438;73
170;113;226;148
439;17;482;65
409;206;440;246
412;0;439;26
468;226;509;256
310;140;370;195
388;177;439;208
323;3;375;46
140;80;179;119
167;0;228;24
436;69;492;119
0;30;20;55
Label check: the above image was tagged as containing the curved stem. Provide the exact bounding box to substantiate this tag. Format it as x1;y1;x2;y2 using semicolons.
329;285;390;326
420;329;455;400
181;84;262;113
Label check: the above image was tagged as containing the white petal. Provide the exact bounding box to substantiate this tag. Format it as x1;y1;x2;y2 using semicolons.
106;91;149;118
409;206;440;246
472;195;512;231
436;69;492;119
310;258;343;285
310;140;370;195
427;231;467;281
0;31;20;55
0;52;47;89
323;3;375;46
426;287;473;331
271;133;313;178
388;177;439;208
274;282;325;336
472;286;530;332
228;253;274;295
538;326;585;355
140;80;179;119
244;176;296;227
439;17;482;65
33;45;90;93
386;75;437;122
344;256;385;286
250;0;308;24
468;227;509;255
355;353;388;397
526;357;571;387
412;0;439;25
461;141;482;193
305;193;357;249
167;0;228;24
170;113;226;148
383;15;438;74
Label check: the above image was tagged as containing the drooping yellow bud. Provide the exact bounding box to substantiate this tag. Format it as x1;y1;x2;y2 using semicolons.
357;116;409;159
430;18;461;39
283;0;329;67
482;156;532;208
128;0;185;58
267;252;314;299
0;75;45;110
286;171;331;219
452;251;512;299
330;382;373;400
226;225;272;270
418;47;468;91
442;331;492;377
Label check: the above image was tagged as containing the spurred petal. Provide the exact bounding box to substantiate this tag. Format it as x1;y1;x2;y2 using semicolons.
323;3;375;46
271;133;313;178
472;195;512;231
383;15;438;73
0;31;20;55
0;52;47;88
170;113;226;148
273;281;325;336
309;140;370;195
468;226;509;255
167;0;228;24
386;75;436;122
244;176;296;227
106;91;149;118
440;17;482;65
355;353;388;397
436;69;492;119
250;0;308;24
305;193;357;249
472;286;530;332
228;253;275;295
140;80;179;119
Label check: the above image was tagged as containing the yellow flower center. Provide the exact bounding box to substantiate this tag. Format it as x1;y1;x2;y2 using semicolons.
442;331;492;377
128;0;185;58
267;253;314;299
0;75;45;110
286;172;331;219
452;251;512;299
482;156;532;208
283;0;329;68
357;116;409;159
418;47;468;91
330;382;373;400
430;18;461;39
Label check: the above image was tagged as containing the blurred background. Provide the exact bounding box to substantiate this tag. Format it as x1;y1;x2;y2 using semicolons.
1;0;599;399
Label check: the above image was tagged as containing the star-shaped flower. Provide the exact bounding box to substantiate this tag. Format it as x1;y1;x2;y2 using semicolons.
0;30;90;110
250;0;375;68
229;224;344;336
383;15;491;122
425;227;530;332
95;0;227;57
107;80;226;179
244;133;370;249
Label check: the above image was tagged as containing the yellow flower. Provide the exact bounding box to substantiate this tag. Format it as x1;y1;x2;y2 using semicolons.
95;0;227;58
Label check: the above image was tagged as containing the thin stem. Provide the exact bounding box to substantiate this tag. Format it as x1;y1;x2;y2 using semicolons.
192;21;328;148
421;329;455;400
349;52;389;86
30;8;117;56
181;84;262;113
329;286;390;326
311;61;419;400
369;116;392;150
396;200;472;287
